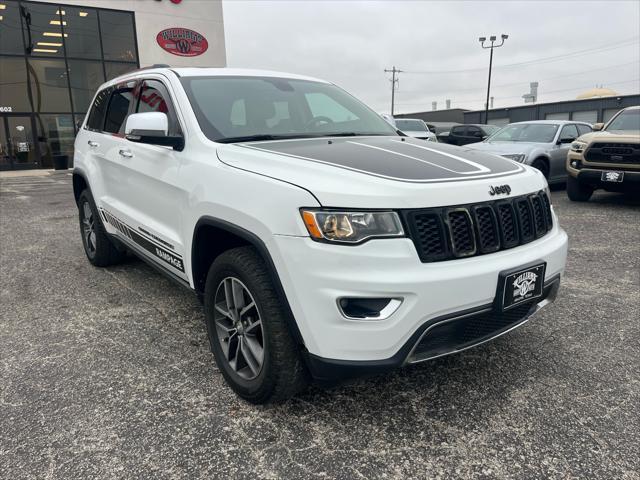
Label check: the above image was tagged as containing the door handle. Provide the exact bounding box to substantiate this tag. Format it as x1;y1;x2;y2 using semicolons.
87;140;99;147
119;149;133;158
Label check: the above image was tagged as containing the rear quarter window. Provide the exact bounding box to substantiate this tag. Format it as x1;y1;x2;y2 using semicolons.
85;88;112;132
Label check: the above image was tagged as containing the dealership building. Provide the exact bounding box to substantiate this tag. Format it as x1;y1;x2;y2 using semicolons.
0;0;226;170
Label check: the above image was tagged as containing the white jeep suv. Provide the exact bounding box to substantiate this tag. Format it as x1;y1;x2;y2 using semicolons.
73;66;568;403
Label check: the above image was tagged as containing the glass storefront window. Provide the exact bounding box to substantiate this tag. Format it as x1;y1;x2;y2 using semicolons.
99;11;137;62
21;2;65;58
6;116;38;166
0;1;25;55
68;59;105;112
0;56;32;111
1;2;138;169
27;58;72;112
35;114;75;168
62;6;101;59
105;62;135;82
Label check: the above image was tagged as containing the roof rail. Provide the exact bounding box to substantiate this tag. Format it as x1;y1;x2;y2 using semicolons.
123;64;172;75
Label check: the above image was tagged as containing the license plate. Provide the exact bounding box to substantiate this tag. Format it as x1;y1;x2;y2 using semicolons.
497;262;546;311
601;171;624;183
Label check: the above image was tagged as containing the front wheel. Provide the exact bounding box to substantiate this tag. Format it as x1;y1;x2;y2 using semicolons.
566;175;594;202
204;246;308;404
78;190;125;267
531;158;550;180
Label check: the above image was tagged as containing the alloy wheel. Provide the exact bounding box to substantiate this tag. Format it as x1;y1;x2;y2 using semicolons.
213;277;264;380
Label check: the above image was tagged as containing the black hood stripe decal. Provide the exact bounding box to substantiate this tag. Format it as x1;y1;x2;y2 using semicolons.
238;136;523;183
349;140;491;175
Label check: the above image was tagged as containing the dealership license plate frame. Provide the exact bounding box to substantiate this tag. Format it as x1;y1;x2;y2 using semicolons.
601;171;624;183
496;261;546;311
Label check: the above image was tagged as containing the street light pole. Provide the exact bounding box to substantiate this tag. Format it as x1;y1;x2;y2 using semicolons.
479;34;508;124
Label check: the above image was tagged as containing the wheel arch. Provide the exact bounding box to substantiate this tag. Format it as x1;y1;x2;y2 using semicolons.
72;168;90;204
191;216;305;346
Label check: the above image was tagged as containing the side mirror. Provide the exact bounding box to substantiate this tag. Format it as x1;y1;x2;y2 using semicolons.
125;112;184;151
593;123;604;131
558;137;575;144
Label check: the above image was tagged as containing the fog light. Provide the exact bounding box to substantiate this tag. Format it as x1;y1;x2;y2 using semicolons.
570;160;581;169
338;297;402;320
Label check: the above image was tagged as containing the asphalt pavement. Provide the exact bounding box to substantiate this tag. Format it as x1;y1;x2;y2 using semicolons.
1;172;638;479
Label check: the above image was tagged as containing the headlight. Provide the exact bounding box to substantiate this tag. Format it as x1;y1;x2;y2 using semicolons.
501;154;526;163
571;141;587;152
300;209;404;243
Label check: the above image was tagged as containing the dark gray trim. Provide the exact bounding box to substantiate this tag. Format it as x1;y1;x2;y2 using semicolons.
192;216;306;346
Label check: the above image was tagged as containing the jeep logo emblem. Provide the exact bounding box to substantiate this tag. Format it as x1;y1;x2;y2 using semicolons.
489;184;511;196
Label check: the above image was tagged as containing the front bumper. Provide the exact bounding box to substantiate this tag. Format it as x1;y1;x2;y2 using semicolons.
567;150;640;191
306;276;560;382
268;213;568;369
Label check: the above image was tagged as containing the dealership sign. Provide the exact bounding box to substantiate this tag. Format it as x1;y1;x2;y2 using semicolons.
156;28;208;57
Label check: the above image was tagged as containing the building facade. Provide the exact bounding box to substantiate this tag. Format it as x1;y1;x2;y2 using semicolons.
463;94;640;127
0;0;226;170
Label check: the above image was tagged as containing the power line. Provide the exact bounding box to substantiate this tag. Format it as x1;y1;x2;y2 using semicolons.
394;78;640;107
403;36;639;75
395;60;640;96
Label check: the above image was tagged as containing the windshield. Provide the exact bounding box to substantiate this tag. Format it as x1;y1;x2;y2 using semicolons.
606;109;640;132
396;119;427;132
484;125;501;135
487;123;559;143
180;76;397;142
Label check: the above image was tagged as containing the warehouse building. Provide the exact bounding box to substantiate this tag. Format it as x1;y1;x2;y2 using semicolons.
463;92;640;127
0;0;226;170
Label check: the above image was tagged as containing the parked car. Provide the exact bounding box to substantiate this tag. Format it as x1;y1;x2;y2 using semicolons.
73;67;567;403
395;118;438;141
465;120;592;185
566;106;640;201
442;124;501;146
380;113;396;128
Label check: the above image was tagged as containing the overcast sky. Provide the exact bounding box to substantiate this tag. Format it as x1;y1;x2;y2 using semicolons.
223;0;640;114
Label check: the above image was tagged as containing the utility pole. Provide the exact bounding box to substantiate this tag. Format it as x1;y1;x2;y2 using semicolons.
384;66;403;116
479;35;508;124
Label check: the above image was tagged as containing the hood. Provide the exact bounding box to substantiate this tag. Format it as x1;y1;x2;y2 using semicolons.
403;130;436;138
216;136;545;208
465;141;545;155
578;130;640;142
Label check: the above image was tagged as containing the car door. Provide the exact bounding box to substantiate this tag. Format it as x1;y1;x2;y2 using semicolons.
465;126;484;145
550;124;579;182
105;77;189;280
449;126;464;145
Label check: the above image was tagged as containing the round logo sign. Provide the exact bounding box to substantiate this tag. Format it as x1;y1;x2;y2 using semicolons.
156;28;208;57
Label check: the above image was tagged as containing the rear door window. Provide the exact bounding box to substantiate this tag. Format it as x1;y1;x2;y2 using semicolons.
104;87;135;135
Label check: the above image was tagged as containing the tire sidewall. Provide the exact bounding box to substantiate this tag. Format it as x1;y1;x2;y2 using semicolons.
78;191;98;261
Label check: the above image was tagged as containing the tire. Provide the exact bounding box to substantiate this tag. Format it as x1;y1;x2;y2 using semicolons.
566;175;594;202
531;158;550;180
77;190;126;267
204;246;308;404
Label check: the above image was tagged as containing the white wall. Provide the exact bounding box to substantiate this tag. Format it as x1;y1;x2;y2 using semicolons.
36;0;226;67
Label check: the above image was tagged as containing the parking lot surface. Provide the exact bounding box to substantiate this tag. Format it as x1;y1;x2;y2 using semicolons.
1;172;638;479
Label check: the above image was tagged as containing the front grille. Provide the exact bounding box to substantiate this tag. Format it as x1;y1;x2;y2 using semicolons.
584;142;640;164
410;301;536;361
404;191;553;262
